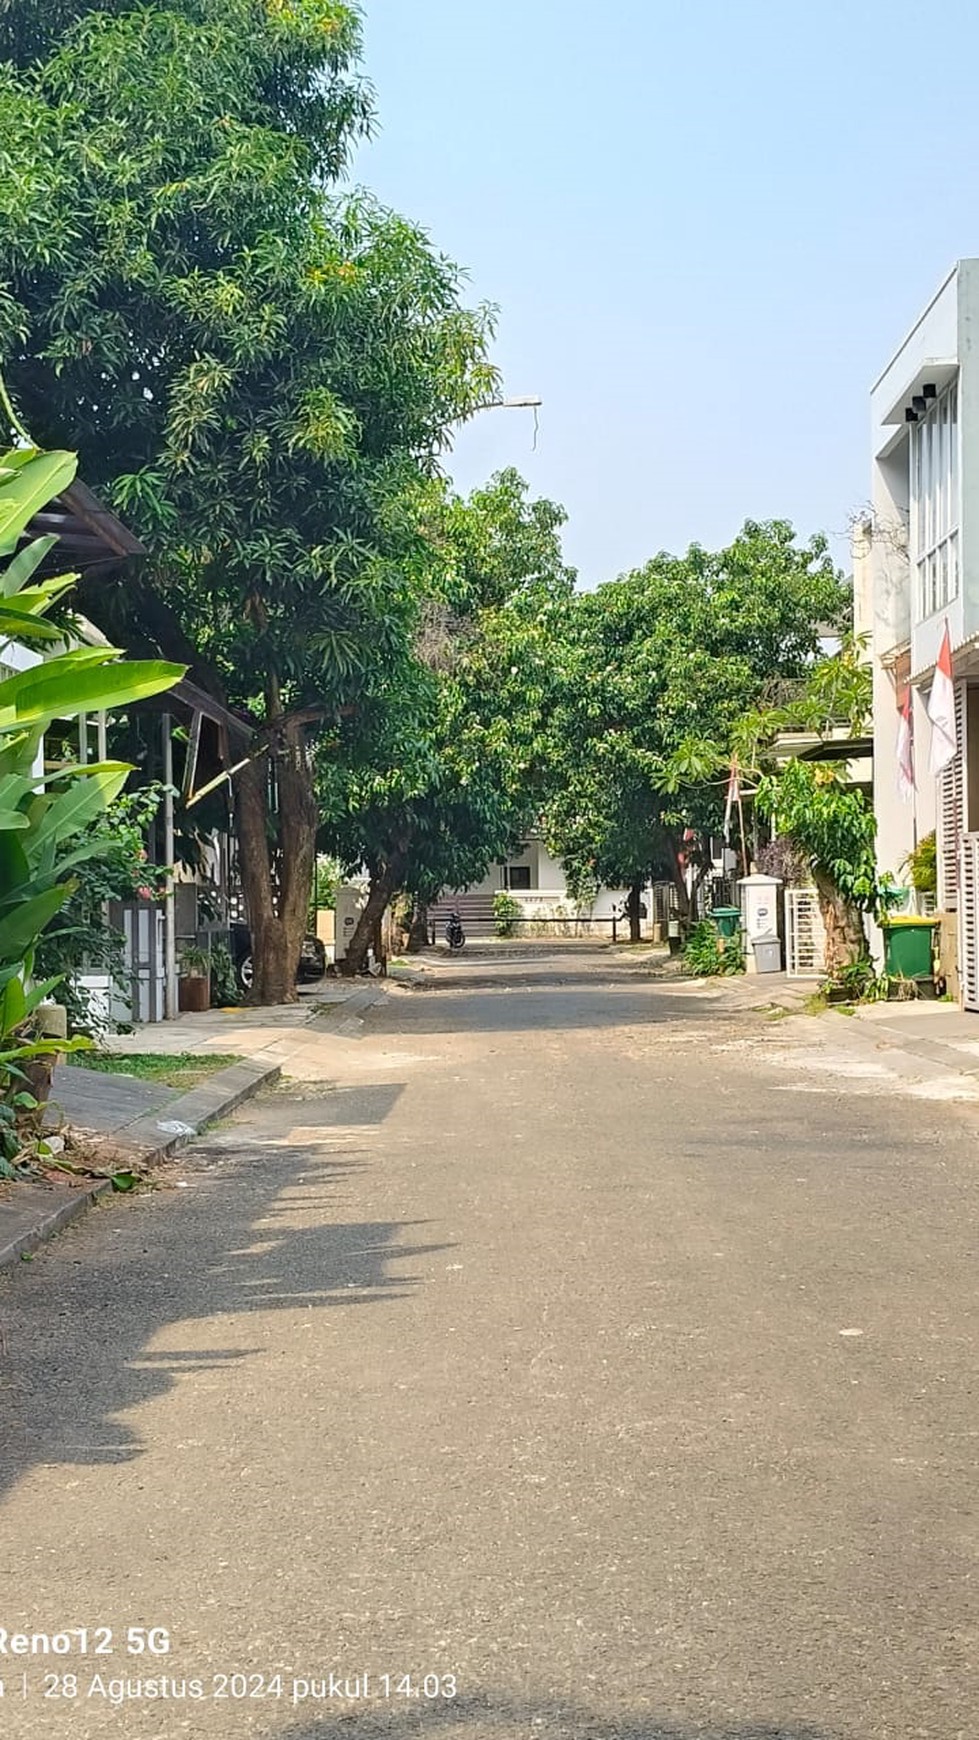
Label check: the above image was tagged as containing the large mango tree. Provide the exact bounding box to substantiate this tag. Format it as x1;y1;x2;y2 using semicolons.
0;444;182;1142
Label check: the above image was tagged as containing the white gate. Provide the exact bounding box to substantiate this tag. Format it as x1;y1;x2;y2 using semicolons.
785;886;826;978
959;834;979;1011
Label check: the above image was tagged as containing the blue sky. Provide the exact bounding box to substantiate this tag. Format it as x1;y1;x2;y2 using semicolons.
355;0;979;586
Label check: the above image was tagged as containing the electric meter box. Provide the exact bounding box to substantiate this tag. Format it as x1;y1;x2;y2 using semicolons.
738;874;782;974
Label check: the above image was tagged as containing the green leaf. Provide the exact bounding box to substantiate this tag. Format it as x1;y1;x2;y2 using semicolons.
30;765;130;851
0;885;71;964
0;451;77;557
0;607;62;643
0;659;185;732
0;972;26;1037
0;534;58;598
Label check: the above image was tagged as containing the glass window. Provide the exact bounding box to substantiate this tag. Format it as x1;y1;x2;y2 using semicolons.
912;381;959;621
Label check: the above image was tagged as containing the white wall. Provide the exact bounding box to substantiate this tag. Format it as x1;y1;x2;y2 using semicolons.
869;266;962;889
436;840;654;923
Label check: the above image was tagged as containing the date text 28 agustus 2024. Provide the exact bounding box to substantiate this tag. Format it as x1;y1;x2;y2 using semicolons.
6;1670;461;1709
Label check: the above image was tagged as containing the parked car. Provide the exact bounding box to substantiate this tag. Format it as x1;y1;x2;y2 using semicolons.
229;922;327;994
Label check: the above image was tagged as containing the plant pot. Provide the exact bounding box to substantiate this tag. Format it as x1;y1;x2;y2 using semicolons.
178;974;210;1013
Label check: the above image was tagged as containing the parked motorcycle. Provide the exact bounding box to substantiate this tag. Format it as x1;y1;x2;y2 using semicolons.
445;911;466;951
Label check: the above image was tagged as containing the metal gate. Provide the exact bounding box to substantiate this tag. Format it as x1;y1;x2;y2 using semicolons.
785;886;826;978
959;834;979;1010
108;899;166;1023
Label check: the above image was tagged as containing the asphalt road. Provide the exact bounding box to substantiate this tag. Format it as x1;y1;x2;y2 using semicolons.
1;947;978;1740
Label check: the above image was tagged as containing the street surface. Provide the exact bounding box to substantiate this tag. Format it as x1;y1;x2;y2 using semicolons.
1;946;978;1740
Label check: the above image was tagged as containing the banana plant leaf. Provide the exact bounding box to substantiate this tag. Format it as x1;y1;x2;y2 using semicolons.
0;885;71;964
0;451;77;557
0;607;62;642
0;658;185;732
27;764;130;852
0;533;58;597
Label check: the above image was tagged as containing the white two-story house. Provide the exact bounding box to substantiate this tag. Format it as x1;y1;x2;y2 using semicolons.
868;258;979;1005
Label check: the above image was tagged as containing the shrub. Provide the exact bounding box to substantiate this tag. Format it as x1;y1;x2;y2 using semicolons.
493;890;522;937
903;830;937;896
683;919;745;977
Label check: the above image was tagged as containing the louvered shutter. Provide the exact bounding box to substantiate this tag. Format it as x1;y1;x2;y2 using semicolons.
959;835;979;1010
937;680;968;910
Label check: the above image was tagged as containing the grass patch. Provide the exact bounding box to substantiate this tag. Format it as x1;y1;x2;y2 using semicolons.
71;1051;243;1089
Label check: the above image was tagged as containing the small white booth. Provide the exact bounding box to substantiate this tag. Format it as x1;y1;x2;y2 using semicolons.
739;874;783;974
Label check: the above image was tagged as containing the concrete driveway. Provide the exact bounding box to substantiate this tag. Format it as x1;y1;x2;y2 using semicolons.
0;946;977;1739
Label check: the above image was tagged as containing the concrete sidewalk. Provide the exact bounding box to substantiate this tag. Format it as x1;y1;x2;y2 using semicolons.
846;999;979;1085
102;977;390;1066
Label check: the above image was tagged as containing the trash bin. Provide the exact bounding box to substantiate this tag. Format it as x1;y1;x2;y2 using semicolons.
751;932;782;974
709;906;742;939
880;916;939;980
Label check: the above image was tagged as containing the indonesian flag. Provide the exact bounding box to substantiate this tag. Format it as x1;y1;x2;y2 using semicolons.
896;686;914;801
927;620;957;776
723;759;740;842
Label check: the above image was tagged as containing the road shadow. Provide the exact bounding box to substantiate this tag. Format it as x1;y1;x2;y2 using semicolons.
0;1077;448;1502
269;1687;836;1740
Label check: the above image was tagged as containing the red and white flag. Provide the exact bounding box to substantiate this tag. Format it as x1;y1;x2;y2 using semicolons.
927;620;957;776
896;687;914;801
723;759;740;842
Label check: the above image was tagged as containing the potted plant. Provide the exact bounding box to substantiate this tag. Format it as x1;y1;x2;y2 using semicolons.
178;942;211;1013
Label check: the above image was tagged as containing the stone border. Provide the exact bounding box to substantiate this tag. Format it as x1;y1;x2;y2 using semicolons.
0;1056;280;1273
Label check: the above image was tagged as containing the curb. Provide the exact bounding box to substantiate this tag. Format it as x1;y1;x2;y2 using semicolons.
0;1056;281;1274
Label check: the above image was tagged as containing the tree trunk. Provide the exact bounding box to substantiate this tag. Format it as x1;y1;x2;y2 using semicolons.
275;717;320;990
234;720;319;1004
627;879;643;943
814;870;868;980
405;901;429;953
339;863;400;976
668;838;691;923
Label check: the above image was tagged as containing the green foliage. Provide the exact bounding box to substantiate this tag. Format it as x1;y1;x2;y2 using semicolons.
73;1049;241;1086
542;520;850;902
683;920;745;977
207;939;240;1006
0;0;498;1000
755;761;880;913
309;854;341;922
830;956;878;1001
318;471;575;964
178;942;210;977
0;444;180;1114
731;634;872;770
903;829;937;895
34;782;168;1033
0;1090;38;1173
493;890;522;937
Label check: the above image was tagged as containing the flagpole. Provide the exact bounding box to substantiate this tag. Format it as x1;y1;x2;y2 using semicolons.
735;758;750;879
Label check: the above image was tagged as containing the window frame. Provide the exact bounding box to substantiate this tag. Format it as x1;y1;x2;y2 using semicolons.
912;379;960;622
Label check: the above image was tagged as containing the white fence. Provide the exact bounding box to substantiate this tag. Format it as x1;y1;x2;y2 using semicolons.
785;886;826;979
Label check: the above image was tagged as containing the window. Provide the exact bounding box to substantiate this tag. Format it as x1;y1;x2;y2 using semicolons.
911;381;959;620
506;865;532;890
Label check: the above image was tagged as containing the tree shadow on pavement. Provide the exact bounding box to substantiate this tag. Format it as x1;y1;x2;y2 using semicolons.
0;1077;448;1502
270;1687;836;1740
